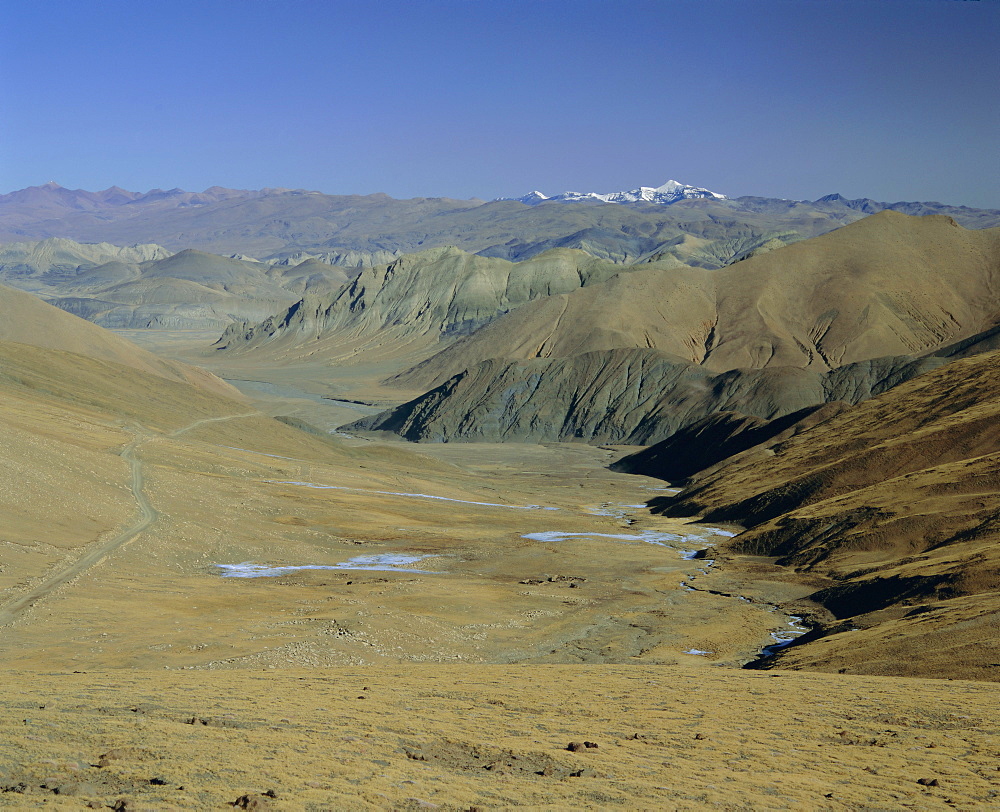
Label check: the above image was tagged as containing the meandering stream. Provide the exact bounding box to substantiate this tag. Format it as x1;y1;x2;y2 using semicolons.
217;486;806;662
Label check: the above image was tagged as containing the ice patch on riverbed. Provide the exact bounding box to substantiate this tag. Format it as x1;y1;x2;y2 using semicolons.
585;503;650;523
217;554;436;578
587;503;648;516
758;616;810;657
221;446;300;461
268;480;558;510
524;530;686;546
523;531;719;563
684;649;714;656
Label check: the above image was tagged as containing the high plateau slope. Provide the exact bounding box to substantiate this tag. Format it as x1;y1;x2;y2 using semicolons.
3;666;999;809
629;348;1000;681
0;280;238;396
2;217;1000;808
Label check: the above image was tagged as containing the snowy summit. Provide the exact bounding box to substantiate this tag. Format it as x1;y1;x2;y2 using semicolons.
501;180;726;206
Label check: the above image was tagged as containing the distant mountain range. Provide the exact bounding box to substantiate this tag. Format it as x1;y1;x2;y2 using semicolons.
3;182;998;271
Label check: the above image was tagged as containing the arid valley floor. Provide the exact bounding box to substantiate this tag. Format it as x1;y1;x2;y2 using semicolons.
4;0;1000;799
0;321;996;809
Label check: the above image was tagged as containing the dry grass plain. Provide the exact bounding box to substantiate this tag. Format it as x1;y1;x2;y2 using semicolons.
3;667;1000;810
3;331;1000;809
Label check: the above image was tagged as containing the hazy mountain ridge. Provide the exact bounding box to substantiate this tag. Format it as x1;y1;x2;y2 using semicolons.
0;237;173;294
0;239;353;329
4;182;998;270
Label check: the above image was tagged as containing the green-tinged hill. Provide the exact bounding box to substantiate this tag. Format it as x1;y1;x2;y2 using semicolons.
0;237;172;293
47;249;300;329
0;241;352;329
214;246;667;367
264;257;353;296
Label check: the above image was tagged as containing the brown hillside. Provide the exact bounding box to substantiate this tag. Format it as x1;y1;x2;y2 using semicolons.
393;212;1000;391
0;281;238;398
391;264;715;390
651;349;1000;680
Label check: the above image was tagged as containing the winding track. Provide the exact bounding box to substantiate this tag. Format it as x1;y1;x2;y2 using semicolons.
0;412;258;627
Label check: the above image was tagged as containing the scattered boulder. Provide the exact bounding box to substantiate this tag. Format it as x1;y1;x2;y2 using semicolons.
232;793;275;810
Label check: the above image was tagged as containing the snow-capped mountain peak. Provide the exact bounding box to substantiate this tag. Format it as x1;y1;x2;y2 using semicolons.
501;180;725;206
516;191;550;203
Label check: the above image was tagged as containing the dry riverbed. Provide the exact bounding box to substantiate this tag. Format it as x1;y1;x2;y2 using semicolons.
0;428;787;670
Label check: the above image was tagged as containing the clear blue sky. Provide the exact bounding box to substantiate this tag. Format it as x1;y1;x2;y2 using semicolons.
3;0;998;207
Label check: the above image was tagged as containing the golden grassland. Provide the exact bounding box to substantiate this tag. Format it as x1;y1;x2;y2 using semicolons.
1;327;999;808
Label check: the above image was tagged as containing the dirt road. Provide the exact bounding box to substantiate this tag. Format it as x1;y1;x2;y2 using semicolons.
0;412;257;627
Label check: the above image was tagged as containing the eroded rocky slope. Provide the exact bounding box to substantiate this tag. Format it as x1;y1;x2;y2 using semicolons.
215;246;663;358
